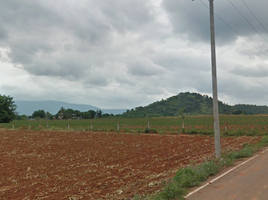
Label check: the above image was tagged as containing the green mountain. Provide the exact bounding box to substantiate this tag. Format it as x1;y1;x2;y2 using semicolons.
121;92;268;117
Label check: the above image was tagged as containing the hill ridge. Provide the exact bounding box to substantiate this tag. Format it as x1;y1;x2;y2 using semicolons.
15;100;126;116
122;92;268;117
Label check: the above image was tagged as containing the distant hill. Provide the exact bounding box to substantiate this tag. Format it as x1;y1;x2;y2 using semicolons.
15;100;126;116
121;92;268;117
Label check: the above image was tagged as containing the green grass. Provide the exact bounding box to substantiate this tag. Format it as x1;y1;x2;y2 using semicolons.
2;115;268;136
135;136;268;200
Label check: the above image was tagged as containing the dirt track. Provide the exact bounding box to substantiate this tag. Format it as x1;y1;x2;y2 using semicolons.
0;130;262;199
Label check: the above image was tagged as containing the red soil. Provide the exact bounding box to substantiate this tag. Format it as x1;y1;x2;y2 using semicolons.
0;130;261;199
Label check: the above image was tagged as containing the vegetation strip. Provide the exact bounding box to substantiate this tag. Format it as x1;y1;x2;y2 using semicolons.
185;147;268;198
136;136;268;200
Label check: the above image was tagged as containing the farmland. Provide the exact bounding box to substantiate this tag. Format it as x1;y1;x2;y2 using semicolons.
0;129;262;199
1;115;268;199
1;115;268;136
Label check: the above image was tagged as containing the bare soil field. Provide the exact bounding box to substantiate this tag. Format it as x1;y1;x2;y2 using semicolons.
0;129;262;199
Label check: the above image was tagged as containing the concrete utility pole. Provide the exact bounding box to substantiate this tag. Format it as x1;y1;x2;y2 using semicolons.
209;0;221;158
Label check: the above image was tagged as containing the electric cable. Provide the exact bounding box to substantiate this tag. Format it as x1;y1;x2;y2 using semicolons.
228;0;268;43
199;0;268;57
242;0;268;35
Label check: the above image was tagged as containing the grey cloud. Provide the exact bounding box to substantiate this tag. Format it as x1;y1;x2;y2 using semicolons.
99;0;155;33
231;63;268;78
162;0;268;46
82;74;110;87
0;0;62;30
2;0;268;110
0;0;157;81
8;38;53;64
128;59;164;76
0;26;8;40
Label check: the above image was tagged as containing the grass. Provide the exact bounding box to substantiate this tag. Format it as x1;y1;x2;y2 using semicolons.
134;136;268;200
2;115;268;136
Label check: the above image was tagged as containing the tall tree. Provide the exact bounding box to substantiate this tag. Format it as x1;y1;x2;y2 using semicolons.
0;95;17;123
96;109;102;118
32;110;46;118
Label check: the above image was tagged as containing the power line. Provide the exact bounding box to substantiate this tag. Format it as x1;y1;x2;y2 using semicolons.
199;0;268;57
228;0;268;44
242;0;268;35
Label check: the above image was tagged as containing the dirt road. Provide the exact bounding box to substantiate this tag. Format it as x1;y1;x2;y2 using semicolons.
186;147;268;200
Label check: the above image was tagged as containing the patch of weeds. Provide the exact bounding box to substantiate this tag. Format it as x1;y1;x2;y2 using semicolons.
247;129;259;136
144;127;157;133
203;130;213;136
124;128;130;132
235;128;244;136
173;160;220;188
155;180;186;200
187;129;197;134
137;128;142;133
218;157;234;167
19;125;28;130
228;145;254;159
255;136;268;149
224;131;235;136
243;142;249;147
35;124;44;130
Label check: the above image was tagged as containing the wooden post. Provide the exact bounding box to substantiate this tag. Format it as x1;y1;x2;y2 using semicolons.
12;122;14;130
68;121;70;131
225;121;227;133
91;121;93;132
117;122;119;131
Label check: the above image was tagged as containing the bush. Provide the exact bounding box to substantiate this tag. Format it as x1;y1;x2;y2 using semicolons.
229;146;254;159
155;180;186;200
144;127;157;133
173;161;220;188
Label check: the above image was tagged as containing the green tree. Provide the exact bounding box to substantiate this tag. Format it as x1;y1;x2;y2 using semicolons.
96;109;102;118
0;95;17;123
88;110;96;119
32;110;46;119
102;113;110;118
15;114;28;120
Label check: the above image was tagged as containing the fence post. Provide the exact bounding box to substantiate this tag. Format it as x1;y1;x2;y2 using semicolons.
68;121;70;131
91;121;93;132
117;122;119;131
47;121;49;129
225;121;227;133
12;122;14;130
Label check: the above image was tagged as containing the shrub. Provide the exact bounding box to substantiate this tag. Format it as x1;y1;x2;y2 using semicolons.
144;127;157;133
173;161;220;188
155;180;186;200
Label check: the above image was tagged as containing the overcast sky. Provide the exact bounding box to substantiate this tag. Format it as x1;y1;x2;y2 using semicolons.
1;0;268;109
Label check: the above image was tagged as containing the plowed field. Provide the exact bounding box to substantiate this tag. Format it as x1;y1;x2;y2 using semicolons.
0;129;262;199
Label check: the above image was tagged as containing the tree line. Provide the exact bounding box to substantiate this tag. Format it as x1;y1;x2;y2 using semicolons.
0;94;117;123
17;108;116;120
3;92;268;123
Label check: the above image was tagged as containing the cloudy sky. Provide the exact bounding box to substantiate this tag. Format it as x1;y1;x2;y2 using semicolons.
1;0;268;109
